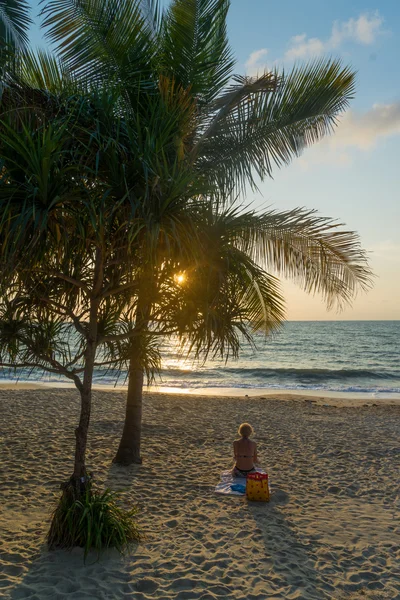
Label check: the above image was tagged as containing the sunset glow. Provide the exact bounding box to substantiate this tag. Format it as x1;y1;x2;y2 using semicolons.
174;272;186;285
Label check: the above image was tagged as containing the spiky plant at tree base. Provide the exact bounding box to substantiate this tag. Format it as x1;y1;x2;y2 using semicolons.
47;482;141;557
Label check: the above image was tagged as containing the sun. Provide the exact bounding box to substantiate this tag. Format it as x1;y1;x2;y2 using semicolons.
174;272;186;285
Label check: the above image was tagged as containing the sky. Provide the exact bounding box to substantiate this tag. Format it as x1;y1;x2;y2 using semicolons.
27;1;400;320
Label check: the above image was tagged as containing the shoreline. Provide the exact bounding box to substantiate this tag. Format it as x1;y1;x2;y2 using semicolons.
0;380;399;406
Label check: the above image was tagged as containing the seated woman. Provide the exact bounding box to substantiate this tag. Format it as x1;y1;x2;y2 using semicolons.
232;422;258;477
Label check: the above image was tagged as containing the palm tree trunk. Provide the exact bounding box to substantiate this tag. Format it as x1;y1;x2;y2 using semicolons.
70;339;96;494
64;250;103;497
47;252;104;547
113;348;144;464
48;338;98;545
73;390;91;478
114;286;151;466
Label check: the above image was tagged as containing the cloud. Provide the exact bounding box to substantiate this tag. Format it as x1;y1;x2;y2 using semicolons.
245;48;269;76
298;102;400;168
284;12;384;61
284;35;325;61
331;13;383;46
331;103;400;150
245;12;385;75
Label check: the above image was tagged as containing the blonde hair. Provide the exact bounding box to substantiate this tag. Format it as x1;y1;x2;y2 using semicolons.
238;422;253;438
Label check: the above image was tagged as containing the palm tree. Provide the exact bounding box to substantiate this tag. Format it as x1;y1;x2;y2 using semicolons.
39;0;372;465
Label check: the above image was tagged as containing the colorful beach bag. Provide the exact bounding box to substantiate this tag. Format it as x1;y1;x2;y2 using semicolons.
246;472;270;502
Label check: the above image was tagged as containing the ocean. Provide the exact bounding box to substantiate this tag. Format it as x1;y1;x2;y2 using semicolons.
2;321;399;398
156;321;400;398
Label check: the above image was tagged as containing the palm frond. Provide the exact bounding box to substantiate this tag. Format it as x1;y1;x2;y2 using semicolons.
196;59;356;195
0;111;92;269
192;72;279;153
41;0;156;89
161;0;235;103
18;49;75;94
176;261;284;361
217;205;373;310
0;0;31;49
139;0;161;36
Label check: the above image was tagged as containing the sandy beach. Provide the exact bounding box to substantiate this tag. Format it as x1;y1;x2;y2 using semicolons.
0;389;399;600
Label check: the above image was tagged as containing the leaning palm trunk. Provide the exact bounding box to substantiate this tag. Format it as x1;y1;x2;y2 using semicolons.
65;265;101;491
113;349;145;464
114;292;151;465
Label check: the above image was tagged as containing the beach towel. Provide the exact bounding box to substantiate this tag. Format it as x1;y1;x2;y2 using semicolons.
215;468;268;496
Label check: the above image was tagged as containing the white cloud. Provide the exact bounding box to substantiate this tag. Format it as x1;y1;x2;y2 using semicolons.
330;12;384;46
245;12;385;75
284;34;325;61
331;103;400;150
298;102;400;168
284;11;384;61
245;48;269;76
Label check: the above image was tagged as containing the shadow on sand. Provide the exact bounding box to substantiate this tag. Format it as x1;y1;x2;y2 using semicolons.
104;460;142;489
8;544;136;600
247;488;331;600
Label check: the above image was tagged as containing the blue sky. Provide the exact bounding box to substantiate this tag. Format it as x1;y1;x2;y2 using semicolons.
27;1;400;320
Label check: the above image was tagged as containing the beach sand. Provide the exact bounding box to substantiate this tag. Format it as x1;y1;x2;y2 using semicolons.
0;389;399;600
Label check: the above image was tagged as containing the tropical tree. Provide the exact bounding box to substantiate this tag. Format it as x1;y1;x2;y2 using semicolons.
0;67;163;549
0;50;207;486
39;0;372;465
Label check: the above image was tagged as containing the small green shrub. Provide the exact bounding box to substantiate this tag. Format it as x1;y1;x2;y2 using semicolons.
48;485;141;558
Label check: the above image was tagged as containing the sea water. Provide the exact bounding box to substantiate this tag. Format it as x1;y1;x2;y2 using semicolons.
156;321;400;397
2;321;399;398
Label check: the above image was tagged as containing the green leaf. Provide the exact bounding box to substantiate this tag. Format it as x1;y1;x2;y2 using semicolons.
196;59;356;196
41;0;157;90
0;0;31;49
161;0;235;103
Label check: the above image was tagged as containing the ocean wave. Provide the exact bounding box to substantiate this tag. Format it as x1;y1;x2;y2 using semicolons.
160;366;400;382
154;380;400;394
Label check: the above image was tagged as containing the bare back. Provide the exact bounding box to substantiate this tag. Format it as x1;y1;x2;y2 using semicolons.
233;437;257;470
